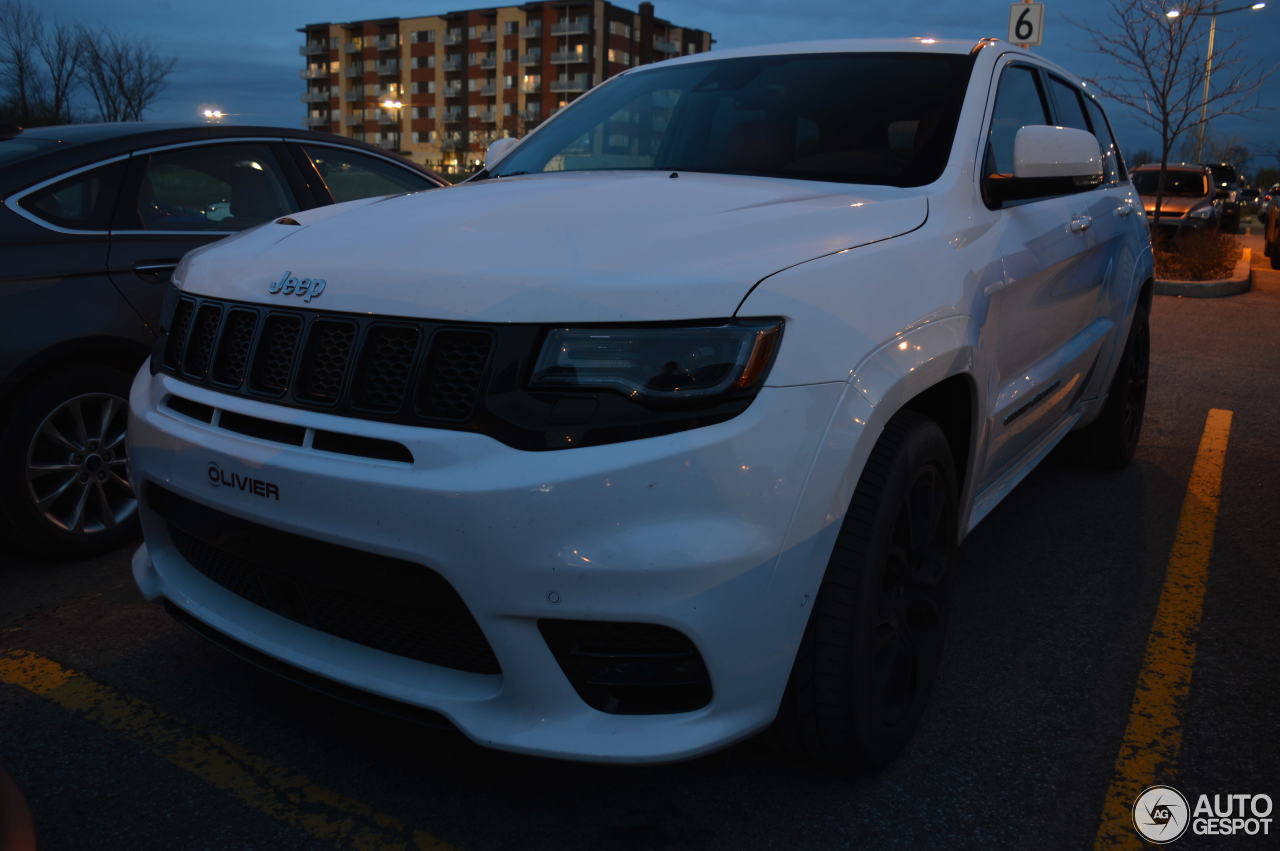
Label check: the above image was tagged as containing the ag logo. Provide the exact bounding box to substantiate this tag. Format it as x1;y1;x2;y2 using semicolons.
1134;785;1190;844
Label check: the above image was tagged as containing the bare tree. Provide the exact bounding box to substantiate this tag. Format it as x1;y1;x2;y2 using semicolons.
37;21;80;123
78;28;176;122
0;0;42;120
1072;0;1273;224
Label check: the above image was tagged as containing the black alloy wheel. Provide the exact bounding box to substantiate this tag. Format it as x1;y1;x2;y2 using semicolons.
772;411;958;770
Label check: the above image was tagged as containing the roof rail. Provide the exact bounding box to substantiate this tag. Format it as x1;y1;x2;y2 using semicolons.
971;37;1000;55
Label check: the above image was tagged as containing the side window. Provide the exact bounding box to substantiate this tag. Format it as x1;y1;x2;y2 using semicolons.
1083;95;1127;183
1046;76;1091;133
19;161;126;231
303;145;438;203
985;65;1050;176
136;143;295;231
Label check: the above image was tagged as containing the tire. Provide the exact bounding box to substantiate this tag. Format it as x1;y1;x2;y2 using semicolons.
1062;303;1149;471
771;411;958;771
0;364;140;559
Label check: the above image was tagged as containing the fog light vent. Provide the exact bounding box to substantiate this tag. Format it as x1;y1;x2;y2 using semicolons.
538;619;712;714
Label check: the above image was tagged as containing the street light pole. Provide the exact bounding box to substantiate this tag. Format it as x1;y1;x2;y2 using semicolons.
1166;2;1267;162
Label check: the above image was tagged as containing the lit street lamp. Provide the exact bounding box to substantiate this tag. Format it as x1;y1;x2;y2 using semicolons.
1165;2;1268;161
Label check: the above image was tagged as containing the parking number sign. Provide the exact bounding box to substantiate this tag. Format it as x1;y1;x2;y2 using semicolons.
1009;2;1044;47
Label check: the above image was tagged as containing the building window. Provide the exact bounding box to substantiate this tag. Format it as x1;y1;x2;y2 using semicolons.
503;48;516;62
468;104;478;118
607;49;630;65
504;21;517;35
503;74;514;89
503;102;514;116
427;105;436;118
609;21;630;38
468;78;480;92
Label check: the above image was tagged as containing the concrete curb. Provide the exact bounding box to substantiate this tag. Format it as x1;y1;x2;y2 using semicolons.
1154;248;1253;298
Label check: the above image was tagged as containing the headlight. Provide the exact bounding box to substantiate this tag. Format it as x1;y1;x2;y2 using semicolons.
531;320;782;403
1189;206;1213;219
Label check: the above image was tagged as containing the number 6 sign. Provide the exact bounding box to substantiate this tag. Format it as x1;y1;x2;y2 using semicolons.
1009;2;1044;47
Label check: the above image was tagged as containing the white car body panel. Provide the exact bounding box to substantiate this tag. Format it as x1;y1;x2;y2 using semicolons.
127;38;1154;763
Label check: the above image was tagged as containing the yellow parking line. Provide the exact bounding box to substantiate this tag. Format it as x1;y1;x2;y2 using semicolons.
0;649;454;851
1094;408;1233;849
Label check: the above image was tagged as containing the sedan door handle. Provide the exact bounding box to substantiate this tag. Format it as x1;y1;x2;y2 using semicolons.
1114;203;1135;217
133;260;179;283
1068;215;1093;233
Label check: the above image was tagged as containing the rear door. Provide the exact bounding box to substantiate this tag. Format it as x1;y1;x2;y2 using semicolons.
106;140;309;331
975;60;1113;487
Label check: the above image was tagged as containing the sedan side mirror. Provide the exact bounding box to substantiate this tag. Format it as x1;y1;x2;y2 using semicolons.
986;125;1104;206
485;137;521;171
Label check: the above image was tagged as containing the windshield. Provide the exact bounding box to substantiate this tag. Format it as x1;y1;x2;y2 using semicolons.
491;52;975;187
1133;170;1208;197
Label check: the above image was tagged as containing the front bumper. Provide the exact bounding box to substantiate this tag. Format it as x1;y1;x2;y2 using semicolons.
128;367;845;763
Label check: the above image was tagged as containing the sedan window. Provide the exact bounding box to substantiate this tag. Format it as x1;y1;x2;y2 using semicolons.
303;145;439;202
18;161;126;231
136;143;295;231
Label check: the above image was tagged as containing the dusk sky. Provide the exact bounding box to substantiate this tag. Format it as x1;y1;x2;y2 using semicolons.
37;0;1280;174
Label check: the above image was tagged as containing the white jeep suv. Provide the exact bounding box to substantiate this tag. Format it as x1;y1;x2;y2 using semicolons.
129;38;1152;768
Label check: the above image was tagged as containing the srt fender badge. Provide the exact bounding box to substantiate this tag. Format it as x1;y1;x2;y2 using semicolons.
207;462;280;501
267;270;326;303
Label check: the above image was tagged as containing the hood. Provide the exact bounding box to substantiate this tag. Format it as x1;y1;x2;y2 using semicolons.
179;171;926;323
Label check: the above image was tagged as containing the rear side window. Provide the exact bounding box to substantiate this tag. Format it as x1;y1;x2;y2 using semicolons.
19;161;125;231
985;65;1050;176
303;145;437;203
1083;96;1127;182
136;143;296;231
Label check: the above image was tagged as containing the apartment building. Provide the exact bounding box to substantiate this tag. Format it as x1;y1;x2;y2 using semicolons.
300;1;712;172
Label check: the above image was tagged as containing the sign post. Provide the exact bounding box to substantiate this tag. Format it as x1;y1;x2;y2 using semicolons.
1009;1;1045;49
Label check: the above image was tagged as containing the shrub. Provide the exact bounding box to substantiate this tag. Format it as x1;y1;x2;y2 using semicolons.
1152;228;1241;281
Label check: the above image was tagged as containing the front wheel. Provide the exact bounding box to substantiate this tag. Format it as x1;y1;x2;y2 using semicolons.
0;364;140;559
771;411;958;771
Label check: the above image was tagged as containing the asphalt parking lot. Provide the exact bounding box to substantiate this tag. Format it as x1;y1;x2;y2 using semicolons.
2;233;1278;850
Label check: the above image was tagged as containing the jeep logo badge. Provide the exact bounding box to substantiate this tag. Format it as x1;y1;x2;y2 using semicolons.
267;270;326;303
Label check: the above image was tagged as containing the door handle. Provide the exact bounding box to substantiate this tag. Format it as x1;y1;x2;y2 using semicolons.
1114;203;1134;217
134;260;179;283
1068;215;1093;233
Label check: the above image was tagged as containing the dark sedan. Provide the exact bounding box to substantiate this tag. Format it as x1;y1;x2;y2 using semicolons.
0;123;447;558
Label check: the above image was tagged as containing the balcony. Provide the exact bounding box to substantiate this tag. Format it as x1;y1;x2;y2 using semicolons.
520;108;542;124
519;81;541;94
479;54;497;69
444;30;463;45
477;108;497;122
442;56;463;72
375;60;399;75
477;27;496;42
344;88;363;101
551;19;591;36
300;41;328;56
373;34;398;50
345;113;364;125
520;23;542;38
443;82;464;97
551;49;591;64
344;64;363;77
653;38;679;54
344;41;363;54
306;114;330;127
377;136;402;151
378;111;400;125
300;67;328;79
443;108;462;122
301;90;331;103
550;74;590;93
441;138;465;151
478;82;497;96
520;51;542;66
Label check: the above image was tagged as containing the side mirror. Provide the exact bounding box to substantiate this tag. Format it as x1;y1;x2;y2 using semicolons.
485;137;521;171
987;125;1104;205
